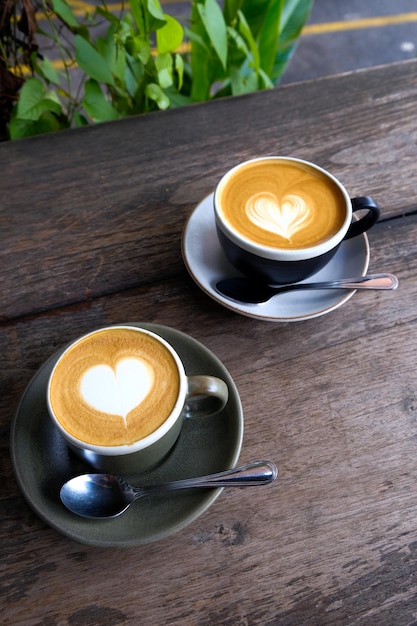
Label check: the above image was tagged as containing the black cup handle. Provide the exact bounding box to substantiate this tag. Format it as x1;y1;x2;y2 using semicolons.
344;196;380;240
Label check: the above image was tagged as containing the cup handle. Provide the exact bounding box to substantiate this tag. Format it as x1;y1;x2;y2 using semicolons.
184;375;229;418
344;196;380;240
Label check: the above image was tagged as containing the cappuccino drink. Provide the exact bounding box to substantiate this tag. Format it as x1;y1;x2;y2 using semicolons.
47;325;229;472
214;156;380;284
216;158;346;250
48;327;180;447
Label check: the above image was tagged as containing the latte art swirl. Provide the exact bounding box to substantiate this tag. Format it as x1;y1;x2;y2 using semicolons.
217;159;346;249
49;328;180;446
246;192;313;242
80;357;154;421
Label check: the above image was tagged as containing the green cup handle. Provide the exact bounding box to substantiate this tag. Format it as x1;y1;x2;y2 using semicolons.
184;376;229;418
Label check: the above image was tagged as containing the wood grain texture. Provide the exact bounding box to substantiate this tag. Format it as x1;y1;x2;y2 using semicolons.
2;60;417;625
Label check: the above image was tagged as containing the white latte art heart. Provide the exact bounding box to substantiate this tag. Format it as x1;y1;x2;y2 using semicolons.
246;192;313;241
80;357;154;420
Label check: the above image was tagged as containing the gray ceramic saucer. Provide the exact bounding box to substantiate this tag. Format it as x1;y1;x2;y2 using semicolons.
182;194;370;322
10;323;243;547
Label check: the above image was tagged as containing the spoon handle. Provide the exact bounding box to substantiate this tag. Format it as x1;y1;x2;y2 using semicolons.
136;461;278;497
306;273;398;291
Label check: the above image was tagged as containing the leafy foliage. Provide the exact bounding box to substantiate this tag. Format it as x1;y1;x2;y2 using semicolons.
4;0;313;139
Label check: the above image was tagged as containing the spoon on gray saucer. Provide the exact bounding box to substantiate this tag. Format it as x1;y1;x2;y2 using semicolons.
60;460;278;519
216;273;398;304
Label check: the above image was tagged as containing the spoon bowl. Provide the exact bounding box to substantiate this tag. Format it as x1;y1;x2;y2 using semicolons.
60;460;278;519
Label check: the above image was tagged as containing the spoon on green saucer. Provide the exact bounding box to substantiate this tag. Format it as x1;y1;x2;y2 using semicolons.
60;460;278;519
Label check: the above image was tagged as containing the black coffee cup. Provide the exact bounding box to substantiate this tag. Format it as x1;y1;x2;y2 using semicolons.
214;157;380;284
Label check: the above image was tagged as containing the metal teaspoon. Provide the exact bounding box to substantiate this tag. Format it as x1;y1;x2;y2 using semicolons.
60;460;278;519
216;273;398;304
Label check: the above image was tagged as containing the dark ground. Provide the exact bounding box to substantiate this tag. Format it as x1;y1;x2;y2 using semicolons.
282;0;417;84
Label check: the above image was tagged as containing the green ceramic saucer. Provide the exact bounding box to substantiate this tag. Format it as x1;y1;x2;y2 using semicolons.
10;323;244;547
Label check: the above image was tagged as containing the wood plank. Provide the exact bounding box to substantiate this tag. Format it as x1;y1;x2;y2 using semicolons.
1;213;411;421
1;214;414;624
1;60;417;320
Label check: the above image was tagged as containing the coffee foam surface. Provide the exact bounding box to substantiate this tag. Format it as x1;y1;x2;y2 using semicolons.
80;358;154;420
49;328;180;446
219;160;346;249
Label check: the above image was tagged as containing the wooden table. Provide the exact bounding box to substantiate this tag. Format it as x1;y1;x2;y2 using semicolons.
2;58;417;625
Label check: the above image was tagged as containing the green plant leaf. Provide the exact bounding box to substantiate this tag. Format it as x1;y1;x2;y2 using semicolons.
156;14;184;54
188;51;210;101
125;35;152;65
224;0;244;24
111;43;127;86
94;25;127;87
197;0;228;70
16;78;62;121
73;112;89;127
124;56;145;100
75;35;115;86
258;67;274;89
83;79;121;122
155;53;174;89
9;115;60;139
175;53;184;91
230;65;258;94
227;25;250;58
50;0;79;29
236;10;260;70
164;85;193;107
238;0;276;37
187;2;217;101
146;0;167;30
9;116;40;140
129;0;145;31
96;6;119;26
254;0;283;77
137;40;152;65
130;0;166;32
38;57;62;86
238;0;312;84
145;83;170;109
271;0;313;83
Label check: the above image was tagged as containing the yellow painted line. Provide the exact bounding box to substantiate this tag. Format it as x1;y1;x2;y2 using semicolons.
67;0;91;8
303;12;417;35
